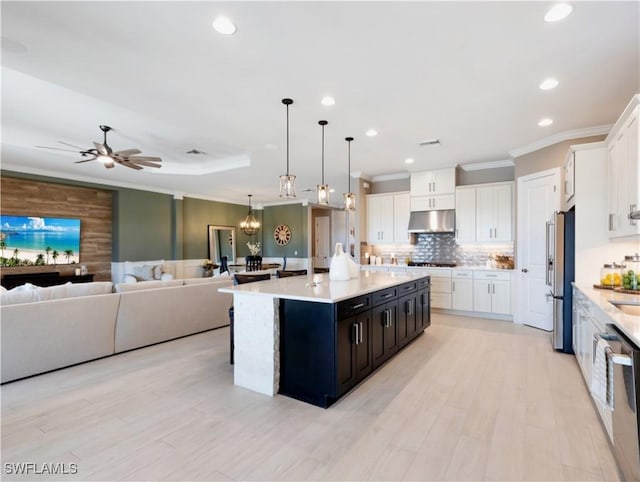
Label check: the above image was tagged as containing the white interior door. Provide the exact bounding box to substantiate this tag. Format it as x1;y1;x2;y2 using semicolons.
516;168;560;329
315;216;330;268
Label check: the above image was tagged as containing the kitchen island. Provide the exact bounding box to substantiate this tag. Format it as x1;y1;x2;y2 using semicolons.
219;271;430;407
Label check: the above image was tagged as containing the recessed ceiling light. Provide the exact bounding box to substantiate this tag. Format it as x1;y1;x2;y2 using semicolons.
212;16;236;35
538;118;554;127
544;3;573;22
404;158;415;164
366;129;378;137
539;78;559;90
321;96;335;106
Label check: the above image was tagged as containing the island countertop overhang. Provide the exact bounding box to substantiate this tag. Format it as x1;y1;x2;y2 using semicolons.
219;271;430;303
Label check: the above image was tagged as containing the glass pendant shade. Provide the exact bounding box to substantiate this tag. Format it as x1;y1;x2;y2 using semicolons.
344;192;356;211
280;98;296;198
343;136;356;211
279;174;296;198
240;195;260;235
317;120;330;205
317;184;330;205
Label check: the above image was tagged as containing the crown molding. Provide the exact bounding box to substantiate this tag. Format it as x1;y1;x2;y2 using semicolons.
350;171;372;181
371;172;410;182
459;159;514;171
508;124;612;158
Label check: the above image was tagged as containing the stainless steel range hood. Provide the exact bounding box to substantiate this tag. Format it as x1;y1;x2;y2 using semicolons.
408;209;455;233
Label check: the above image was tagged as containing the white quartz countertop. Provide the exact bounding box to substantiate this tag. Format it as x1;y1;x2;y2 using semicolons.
219;271;428;303
574;283;640;346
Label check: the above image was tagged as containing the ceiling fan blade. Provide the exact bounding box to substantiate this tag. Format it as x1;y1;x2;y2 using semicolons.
127;155;162;163
126;160;162;168
58;141;86;150
113;148;142;157
35;145;81;153
93;142;108;155
74;158;97;164
120;161;143;170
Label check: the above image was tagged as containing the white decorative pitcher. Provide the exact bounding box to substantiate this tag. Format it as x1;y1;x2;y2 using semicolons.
329;243;351;281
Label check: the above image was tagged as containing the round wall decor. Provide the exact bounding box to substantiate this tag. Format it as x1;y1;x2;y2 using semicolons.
274;224;292;246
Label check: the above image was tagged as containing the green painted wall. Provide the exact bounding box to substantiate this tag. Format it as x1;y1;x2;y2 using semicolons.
112;189;174;262
182;197;250;260
261;204;308;258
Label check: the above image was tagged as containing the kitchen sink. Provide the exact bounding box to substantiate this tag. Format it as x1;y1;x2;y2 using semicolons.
609;300;640;316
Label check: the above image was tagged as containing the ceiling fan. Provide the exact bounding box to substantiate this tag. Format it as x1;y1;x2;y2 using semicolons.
36;125;162;170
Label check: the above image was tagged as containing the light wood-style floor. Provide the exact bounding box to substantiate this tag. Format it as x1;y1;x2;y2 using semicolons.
1;313;620;481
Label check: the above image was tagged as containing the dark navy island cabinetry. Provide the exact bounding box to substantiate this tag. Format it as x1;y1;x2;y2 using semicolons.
279;276;431;408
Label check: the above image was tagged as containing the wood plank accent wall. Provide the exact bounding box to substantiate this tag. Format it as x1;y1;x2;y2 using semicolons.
0;176;113;281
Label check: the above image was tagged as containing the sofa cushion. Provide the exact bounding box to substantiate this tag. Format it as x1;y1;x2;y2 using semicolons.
115;279;184;293
35;282;73;301
67;281;114;297
0;283;38;305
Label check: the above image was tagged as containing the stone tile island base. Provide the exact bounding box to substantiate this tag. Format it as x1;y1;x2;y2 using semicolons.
233;294;280;396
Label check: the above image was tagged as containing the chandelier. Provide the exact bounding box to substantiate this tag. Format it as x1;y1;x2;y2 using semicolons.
240;194;260;235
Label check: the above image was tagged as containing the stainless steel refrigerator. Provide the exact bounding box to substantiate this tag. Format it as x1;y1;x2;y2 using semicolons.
546;209;575;353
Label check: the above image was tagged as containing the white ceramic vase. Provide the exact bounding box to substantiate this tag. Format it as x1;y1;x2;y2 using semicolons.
329;243;351;281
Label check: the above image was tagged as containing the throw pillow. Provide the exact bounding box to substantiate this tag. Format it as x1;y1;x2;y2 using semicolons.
132;265;155;281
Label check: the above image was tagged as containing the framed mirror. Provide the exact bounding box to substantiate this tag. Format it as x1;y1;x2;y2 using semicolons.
208;225;236;264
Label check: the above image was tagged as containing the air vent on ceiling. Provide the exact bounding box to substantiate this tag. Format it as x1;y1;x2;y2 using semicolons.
186;149;207;155
419;138;440;146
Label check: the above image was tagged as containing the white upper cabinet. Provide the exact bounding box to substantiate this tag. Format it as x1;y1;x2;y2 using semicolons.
367;192;410;244
455;187;476;243
607;96;639;238
410;168;456;211
410;168;456;196
456;182;513;243
476;183;513;242
393;193;411;244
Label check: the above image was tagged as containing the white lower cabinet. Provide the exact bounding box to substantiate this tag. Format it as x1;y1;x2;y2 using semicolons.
409;268;452;309
452;270;473;311
472;271;511;315
572;286;613;441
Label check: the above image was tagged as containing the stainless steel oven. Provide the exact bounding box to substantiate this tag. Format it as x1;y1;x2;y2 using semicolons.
606;324;640;481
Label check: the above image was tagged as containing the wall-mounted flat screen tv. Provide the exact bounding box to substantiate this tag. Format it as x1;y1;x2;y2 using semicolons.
0;215;81;266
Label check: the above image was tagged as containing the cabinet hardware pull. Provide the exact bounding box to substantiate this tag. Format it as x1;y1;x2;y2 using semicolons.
353;323;359;345
489;227;492;238
630;204;637;226
486;274;497;277
351;303;365;310
487;284;490;294
407;300;413;315
359;322;364;343
452;281;456;291
381;293;392;298
609;213;614;231
492;284;495;294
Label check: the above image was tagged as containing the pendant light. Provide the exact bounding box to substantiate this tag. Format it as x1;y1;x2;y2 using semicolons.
343;136;356;211
240;194;260;235
317;120;330;205
279;98;296;198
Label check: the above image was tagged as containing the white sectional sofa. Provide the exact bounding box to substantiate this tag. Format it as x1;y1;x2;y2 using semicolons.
0;277;233;383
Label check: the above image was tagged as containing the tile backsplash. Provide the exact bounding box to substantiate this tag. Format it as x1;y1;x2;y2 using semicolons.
364;233;514;266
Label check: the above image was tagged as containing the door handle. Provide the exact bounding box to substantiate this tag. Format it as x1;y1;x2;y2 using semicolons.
353;322;359;345
359;322;364;344
609;213;614;231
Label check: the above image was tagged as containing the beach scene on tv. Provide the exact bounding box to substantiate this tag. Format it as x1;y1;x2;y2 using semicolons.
0;215;81;267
